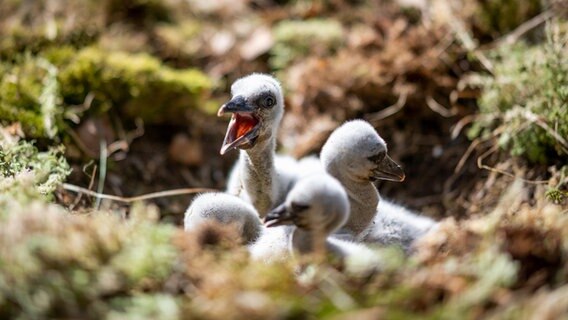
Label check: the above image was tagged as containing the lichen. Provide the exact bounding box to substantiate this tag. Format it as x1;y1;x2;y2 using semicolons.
111;204;178;285
107;294;180;320
0;137;70;199
0;201;179;319
468;25;568;164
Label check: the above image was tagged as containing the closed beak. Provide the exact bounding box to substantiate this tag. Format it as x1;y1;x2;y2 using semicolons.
264;203;293;228
371;155;405;182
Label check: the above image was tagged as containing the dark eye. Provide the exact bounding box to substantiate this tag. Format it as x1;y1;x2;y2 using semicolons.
290;202;310;213
264;95;275;107
367;151;386;163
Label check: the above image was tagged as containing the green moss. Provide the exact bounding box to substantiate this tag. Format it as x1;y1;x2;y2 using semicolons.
0;201;179;319
468;26;568;164
0;47;214;138
57;47;214;124
0;3;102;61
0;139;70;198
108;294;180;320
111;219;177;285
270;19;344;70
0;56;55;138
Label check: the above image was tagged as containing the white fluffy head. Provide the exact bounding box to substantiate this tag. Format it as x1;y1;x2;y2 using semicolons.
184;192;262;243
265;174;349;235
321;120;404;183
218;73;285;154
230;73;284;131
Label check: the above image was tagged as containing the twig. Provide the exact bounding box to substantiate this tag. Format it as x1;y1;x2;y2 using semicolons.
95;139;108;209
319;271;357;311
495;10;555;47
451;115;475;139
454;124;507;174
426;95;456;118
454;138;484;174
449;18;494;73
65;92;95;124
520;109;568;154
127;118;145;144
106;140;129;155
70;163;97;210
64;126;97;158
365;90;408;124
63;183;217;204
476;145;549;185
454;119;530;174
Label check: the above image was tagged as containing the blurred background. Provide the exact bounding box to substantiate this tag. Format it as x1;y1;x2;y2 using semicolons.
1;0;568;319
1;0;566;220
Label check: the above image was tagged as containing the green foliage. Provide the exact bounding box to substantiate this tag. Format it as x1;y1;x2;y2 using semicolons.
108;294;180;320
0;1;566;319
545;188;567;204
57;47;214;124
442;246;518;315
0;158;566;319
0;56;60;138
111;203;178;285
0;1;102;60
38;59;60;138
0;139;70;198
270;19;344;70
0;202;178;319
0;47;214;138
468;26;568;164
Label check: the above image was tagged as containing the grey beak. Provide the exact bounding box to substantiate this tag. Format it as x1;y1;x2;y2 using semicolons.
217;96;254;116
371;155;405;182
264;203;292;228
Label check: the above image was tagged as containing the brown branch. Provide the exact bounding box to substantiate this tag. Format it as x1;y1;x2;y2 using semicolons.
63;183;218;204
496;10;555;47
476;145;549;185
365;90;408;124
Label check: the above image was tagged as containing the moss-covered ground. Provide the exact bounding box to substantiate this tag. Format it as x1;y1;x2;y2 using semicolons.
0;0;566;318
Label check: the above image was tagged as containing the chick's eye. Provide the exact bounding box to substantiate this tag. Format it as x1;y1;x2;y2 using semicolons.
290;202;310;213
264;95;275;107
367;152;386;163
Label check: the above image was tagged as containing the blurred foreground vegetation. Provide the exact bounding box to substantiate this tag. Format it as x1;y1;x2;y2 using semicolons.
0;0;567;318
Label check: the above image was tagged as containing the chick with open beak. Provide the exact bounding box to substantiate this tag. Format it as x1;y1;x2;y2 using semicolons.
217;73;286;217
218;74;284;155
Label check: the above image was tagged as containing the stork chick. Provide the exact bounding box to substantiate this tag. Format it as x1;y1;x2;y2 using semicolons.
218;73;295;217
264;174;349;259
320;120;405;238
263;174;383;273
184;193;262;244
370;198;437;251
